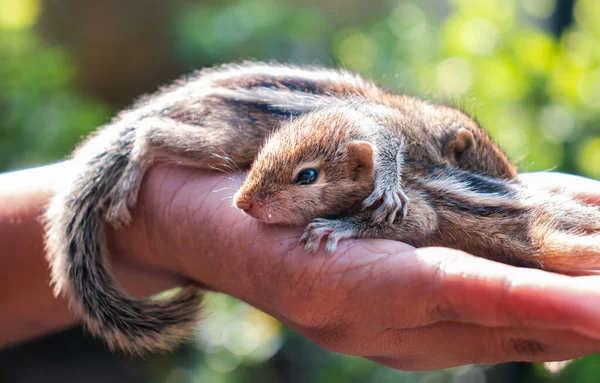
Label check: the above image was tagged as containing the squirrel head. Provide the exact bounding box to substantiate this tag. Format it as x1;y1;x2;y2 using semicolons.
233;108;375;225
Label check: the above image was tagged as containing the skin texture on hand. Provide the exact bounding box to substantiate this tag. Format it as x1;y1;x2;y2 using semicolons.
109;165;600;370
1;162;600;370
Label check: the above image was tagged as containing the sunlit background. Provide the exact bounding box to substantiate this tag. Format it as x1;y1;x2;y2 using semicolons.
1;0;599;382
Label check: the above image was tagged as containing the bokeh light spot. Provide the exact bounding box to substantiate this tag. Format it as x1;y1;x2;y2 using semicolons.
577;137;600;179
574;0;600;36
540;105;575;142
0;0;40;30
435;57;473;95
577;71;600;108
514;30;556;73
337;31;378;71
223;321;260;356
205;346;241;373
563;30;597;68
458;18;499;55
522;0;557;19
388;3;427;40
476;58;527;100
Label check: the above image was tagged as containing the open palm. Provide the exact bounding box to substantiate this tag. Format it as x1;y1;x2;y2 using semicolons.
109;166;600;370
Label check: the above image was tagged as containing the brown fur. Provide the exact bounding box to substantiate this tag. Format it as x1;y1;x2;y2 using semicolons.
45;61;595;356
234;104;600;273
45;61;426;355
233;107;377;224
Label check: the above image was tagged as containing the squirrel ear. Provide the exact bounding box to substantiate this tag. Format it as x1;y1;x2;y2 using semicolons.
446;128;477;162
347;140;374;181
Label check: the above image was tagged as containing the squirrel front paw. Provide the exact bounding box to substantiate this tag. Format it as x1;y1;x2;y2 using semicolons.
362;186;409;225
299;218;359;253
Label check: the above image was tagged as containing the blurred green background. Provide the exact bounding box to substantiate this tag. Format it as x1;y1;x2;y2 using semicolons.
1;0;599;382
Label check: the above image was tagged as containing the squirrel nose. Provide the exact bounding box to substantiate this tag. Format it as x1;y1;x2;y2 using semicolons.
234;195;253;212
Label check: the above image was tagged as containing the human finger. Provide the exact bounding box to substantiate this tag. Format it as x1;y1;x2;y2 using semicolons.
520;172;600;205
365;323;600;371
329;243;600;340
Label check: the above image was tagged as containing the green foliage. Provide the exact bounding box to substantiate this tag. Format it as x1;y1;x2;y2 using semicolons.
0;25;111;169
168;0;600;177
556;354;600;383
1;0;599;381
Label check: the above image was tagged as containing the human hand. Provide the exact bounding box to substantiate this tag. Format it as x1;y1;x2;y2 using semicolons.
519;171;600;205
108;167;600;371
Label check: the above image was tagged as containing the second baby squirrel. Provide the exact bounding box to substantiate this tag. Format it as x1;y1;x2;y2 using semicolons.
44;61;600;355
233;100;600;271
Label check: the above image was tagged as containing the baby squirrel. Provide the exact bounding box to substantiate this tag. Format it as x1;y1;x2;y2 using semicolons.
234;101;600;270
44;61;600;355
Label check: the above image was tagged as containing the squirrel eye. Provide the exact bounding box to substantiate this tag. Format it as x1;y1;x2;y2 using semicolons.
294;168;318;185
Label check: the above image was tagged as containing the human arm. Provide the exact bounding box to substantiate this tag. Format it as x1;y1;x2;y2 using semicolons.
0;163;182;348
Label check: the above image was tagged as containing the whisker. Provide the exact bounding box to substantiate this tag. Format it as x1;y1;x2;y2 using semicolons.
207;164;236;176
212;151;244;173
211;152;235;165
212;187;237;193
226;175;244;181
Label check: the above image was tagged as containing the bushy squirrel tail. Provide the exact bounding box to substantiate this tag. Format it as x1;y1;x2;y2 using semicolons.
45;133;201;355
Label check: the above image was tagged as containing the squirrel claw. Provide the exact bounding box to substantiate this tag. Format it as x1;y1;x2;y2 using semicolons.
365;188;409;225
299;225;321;253
300;218;357;254
362;189;384;210
397;189;410;221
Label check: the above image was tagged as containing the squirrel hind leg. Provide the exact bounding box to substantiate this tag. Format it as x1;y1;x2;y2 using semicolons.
532;205;600;273
104;157;147;228
103;114;255;228
102;126;157;228
536;232;600;274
